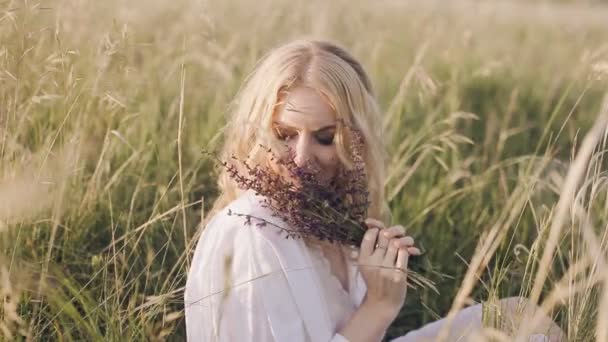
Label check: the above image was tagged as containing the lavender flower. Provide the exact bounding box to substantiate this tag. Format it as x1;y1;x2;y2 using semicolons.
205;128;370;246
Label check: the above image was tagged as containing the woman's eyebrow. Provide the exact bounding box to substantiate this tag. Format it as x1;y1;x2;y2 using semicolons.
272;121;336;132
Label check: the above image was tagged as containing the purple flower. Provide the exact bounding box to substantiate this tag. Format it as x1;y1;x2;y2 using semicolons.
206;128;370;246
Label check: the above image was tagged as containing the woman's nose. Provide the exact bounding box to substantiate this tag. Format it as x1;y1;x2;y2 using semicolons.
293;135;313;167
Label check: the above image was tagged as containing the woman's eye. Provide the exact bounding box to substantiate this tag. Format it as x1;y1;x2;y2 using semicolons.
316;134;334;146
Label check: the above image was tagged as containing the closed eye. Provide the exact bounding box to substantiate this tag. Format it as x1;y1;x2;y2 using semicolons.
272;122;336;146
315;133;335;146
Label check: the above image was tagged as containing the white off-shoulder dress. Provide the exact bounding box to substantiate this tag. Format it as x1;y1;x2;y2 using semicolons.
184;189;548;342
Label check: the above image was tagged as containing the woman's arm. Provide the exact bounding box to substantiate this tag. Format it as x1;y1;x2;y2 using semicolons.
337;219;421;342
337;298;397;342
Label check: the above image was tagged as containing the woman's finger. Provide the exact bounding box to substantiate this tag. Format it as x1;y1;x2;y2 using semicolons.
393;236;415;248
382;225;406;240
360;228;379;257
382;238;400;267
375;228;390;250
396;247;409;273
407;247;421;256
364;218;385;230
364;218;390;255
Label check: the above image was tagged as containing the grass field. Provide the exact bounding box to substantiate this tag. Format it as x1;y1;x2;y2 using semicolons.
1;0;608;340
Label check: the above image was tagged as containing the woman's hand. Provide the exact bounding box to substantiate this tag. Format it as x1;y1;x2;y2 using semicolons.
337;219;420;342
355;218;421;320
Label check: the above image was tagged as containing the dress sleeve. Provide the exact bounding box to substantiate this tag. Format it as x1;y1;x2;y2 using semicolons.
185;212;354;342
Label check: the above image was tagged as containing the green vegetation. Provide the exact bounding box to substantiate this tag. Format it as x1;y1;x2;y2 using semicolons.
1;0;607;340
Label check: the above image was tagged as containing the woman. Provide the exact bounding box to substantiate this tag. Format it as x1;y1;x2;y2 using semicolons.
184;39;562;341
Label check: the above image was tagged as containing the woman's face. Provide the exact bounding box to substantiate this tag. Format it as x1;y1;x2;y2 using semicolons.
271;86;340;185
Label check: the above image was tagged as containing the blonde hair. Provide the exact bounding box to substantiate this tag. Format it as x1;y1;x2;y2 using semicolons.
207;39;390;225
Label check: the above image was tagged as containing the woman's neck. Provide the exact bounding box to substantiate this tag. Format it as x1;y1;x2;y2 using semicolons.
305;237;350;292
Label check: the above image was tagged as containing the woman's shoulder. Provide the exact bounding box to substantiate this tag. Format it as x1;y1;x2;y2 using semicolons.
191;189;295;271
187;189;295;288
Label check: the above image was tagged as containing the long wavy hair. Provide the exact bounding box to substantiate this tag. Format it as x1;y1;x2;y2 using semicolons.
206;39;391;226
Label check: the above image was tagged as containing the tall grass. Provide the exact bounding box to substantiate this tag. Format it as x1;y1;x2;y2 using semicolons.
1;0;607;340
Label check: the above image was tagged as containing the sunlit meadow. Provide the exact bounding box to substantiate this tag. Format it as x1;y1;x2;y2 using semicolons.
1;0;608;340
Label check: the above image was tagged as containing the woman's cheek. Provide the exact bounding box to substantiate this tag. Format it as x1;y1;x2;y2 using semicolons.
321;153;340;179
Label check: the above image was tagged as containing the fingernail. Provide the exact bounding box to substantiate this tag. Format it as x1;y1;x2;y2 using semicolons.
350;250;359;259
408;247;421;255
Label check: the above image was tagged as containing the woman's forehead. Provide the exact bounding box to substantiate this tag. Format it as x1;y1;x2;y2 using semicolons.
274;86;336;130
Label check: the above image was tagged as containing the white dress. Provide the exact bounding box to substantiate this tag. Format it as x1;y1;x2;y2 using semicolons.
184;189;549;342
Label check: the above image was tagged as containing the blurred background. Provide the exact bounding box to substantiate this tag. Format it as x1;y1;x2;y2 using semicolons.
1;0;607;340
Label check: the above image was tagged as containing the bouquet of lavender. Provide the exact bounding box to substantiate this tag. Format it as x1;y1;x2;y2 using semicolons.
206;129;370;247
